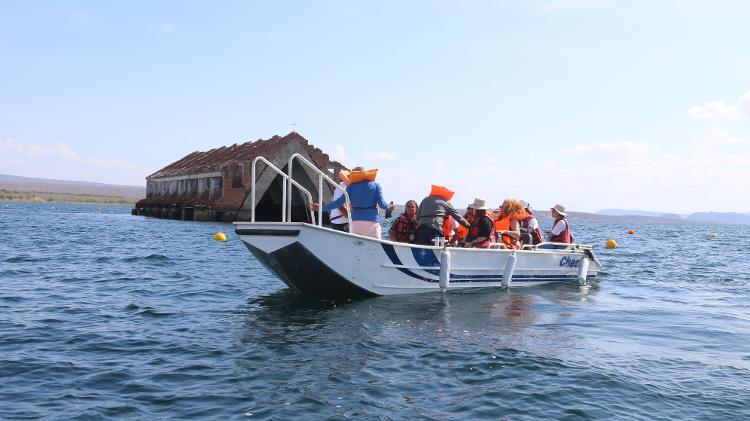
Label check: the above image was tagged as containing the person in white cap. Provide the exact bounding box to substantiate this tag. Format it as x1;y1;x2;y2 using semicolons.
547;204;571;244
518;200;543;245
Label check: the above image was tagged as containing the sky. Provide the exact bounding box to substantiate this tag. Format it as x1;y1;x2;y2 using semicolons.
1;0;749;214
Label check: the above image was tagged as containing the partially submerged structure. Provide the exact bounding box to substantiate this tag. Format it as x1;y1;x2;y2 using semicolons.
132;132;347;222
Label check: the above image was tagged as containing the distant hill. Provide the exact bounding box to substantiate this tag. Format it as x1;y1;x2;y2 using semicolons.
597;209;674;217
687;212;750;225
595;208;749;225
0;174;145;201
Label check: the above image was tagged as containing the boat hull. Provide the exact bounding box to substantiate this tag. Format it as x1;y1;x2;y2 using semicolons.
234;222;602;297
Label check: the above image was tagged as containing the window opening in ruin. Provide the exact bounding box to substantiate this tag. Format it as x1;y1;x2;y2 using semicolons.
232;165;243;188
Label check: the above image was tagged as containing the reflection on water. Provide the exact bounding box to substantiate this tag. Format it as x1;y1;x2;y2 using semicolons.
230;285;607;418
239;283;599;364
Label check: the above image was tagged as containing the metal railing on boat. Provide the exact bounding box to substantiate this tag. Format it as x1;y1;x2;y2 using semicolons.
287;153;352;233
244;154;352;233
249;156;316;223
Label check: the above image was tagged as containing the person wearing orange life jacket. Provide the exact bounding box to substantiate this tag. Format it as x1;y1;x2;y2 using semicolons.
493;199;526;249
518;199;544;245
463;198;495;248
450;204;475;246
442;215;458;243
311;166;395;239
547;204;571;246
415;185;470;245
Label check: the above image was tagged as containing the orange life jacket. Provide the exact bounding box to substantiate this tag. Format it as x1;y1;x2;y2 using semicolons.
339;169;377;185
454;224;469;241
430;185;455;201
442;216;453;239
493;209;529;246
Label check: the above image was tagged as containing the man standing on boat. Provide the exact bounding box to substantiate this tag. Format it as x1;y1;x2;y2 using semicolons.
415;185;470;245
310;167;395;240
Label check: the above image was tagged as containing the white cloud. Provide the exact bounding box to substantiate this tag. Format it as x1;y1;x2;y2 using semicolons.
364;150;395;161
0;139;152;185
534;0;612;14
687;90;750;120
330;145;349;164
433;158;444;173
0;139;78;159
568;141;650;159
707;126;748;145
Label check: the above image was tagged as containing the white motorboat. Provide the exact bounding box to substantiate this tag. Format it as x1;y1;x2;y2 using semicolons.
234;154;602;298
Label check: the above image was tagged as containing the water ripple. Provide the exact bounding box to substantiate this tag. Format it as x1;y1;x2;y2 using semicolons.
1;203;749;419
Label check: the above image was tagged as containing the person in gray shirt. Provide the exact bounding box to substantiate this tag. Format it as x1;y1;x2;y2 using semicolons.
415;191;470;245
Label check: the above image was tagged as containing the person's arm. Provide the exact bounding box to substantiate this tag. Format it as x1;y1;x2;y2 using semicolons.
444;201;470;227
321;192;347;212
466;218;492;247
374;183;394;212
466;236;487;247
500;219;521;240
388;219;399;241
549;219;566;236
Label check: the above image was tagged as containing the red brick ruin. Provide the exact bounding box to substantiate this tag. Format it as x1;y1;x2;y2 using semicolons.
132;132;347;222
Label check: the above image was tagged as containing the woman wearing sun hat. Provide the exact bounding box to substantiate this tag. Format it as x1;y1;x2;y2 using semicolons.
463;198;495;248
547;204;571;244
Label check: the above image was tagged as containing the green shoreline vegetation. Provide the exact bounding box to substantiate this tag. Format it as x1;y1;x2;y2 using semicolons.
0;189;135;204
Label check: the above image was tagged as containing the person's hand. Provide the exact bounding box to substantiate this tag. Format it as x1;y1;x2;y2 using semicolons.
309;203;320;212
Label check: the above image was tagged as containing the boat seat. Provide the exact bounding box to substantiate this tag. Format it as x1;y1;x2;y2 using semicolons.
519;232;533;246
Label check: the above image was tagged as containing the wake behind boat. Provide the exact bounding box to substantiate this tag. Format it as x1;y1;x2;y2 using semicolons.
234;154;602;298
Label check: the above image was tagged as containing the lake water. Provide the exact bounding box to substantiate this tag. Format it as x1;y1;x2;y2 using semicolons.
1;203;749;419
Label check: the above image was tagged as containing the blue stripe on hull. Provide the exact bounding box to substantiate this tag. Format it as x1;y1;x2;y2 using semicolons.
381;244;579;283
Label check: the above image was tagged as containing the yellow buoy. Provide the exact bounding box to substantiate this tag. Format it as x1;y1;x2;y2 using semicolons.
214;232;227;242
627;229;635;235
605;239;618;249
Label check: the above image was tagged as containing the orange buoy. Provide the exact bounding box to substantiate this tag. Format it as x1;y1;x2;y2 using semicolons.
627;229;635;235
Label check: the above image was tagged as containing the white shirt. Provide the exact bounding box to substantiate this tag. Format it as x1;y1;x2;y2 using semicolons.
549;219;568;236
329;182;349;225
527;216;539;230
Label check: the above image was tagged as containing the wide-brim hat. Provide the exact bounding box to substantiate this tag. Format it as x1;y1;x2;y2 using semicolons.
468;197;489;210
551;204;567;217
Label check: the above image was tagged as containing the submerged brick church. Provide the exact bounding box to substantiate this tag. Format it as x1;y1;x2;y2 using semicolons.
132;132;347;222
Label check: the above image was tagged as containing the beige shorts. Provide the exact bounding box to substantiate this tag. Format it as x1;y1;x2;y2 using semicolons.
351;221;381;239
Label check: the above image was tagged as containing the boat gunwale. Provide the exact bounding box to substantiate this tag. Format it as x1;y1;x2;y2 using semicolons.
233;221;596;256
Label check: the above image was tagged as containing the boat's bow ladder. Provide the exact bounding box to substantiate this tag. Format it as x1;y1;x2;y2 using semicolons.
248;154;352;233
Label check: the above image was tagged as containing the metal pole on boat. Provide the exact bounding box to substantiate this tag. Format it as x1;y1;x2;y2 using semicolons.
251;159;257;222
317;173;323;226
287;156;294;222
439;246;451;292
502;251;517;289
577;256;590;285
